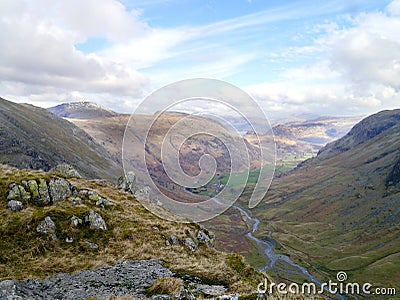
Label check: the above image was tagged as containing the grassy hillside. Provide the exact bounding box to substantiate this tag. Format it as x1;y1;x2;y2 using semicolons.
252;109;400;290
0;98;122;180
0;164;266;296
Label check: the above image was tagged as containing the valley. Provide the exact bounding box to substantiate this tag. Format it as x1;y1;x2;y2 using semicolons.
1;98;398;299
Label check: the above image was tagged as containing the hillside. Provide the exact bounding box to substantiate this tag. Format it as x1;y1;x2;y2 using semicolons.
0;164;267;299
0;98;122;180
252;109;400;290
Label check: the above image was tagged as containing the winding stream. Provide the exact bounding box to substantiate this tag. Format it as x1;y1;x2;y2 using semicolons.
213;198;346;300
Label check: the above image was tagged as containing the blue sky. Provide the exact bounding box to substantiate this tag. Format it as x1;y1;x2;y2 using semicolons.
0;0;399;117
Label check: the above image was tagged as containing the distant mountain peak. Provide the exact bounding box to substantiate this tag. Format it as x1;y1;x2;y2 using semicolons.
48;101;118;119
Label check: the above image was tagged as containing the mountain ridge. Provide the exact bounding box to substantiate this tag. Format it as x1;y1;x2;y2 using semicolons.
0;98;122;180
252;108;400;289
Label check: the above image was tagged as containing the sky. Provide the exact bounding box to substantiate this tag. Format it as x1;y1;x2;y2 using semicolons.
0;0;399;118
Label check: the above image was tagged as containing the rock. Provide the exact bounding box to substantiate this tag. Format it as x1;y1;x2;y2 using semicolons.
71;215;82;228
93;179;108;185
192;284;227;296
197;228;215;248
18;184;30;202
25;180;39;201
28;179;51;206
48;177;72;203
7;184;20;201
36;216;57;240
169;235;180;245
96;198;114;209
134;185;150;199
117;171;136;191
175;288;196;300
51;163;82;178
88;192;102;202
86;210;107;230
216;295;239;300
0;259;173;300
7;200;23;211
83;240;99;249
38;179;51;205
0;280;23;300
187;229;197;241
183;237;198;252
68;196;83;205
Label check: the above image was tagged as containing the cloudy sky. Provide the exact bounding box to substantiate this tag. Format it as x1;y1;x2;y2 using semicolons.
1;0;399;117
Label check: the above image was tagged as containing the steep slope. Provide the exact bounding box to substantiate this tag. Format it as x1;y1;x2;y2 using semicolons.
0;98;122;180
253;109;400;289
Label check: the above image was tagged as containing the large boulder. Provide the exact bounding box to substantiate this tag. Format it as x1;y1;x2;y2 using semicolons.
48;177;72;203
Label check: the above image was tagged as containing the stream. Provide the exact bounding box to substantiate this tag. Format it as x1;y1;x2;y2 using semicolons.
213;198;346;300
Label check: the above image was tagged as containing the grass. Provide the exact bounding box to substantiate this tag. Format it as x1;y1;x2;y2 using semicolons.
146;277;183;296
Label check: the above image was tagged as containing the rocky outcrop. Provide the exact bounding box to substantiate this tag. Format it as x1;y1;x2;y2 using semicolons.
117;171;150;198
117;171;136;191
6;177;113;214
51;163;82;178
6;177;72;209
86;209;107;230
0;259;172;300
165;229;215;252
0;259;239;300
387;157;400;187
197;227;215;248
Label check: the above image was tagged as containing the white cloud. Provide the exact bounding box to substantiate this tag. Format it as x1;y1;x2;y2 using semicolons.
247;0;400;117
0;0;149;108
387;0;400;16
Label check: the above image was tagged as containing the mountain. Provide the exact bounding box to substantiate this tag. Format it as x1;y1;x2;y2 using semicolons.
245;115;362;173
49;103;263;201
252;109;400;289
0;97;122;180
48;102;118;119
